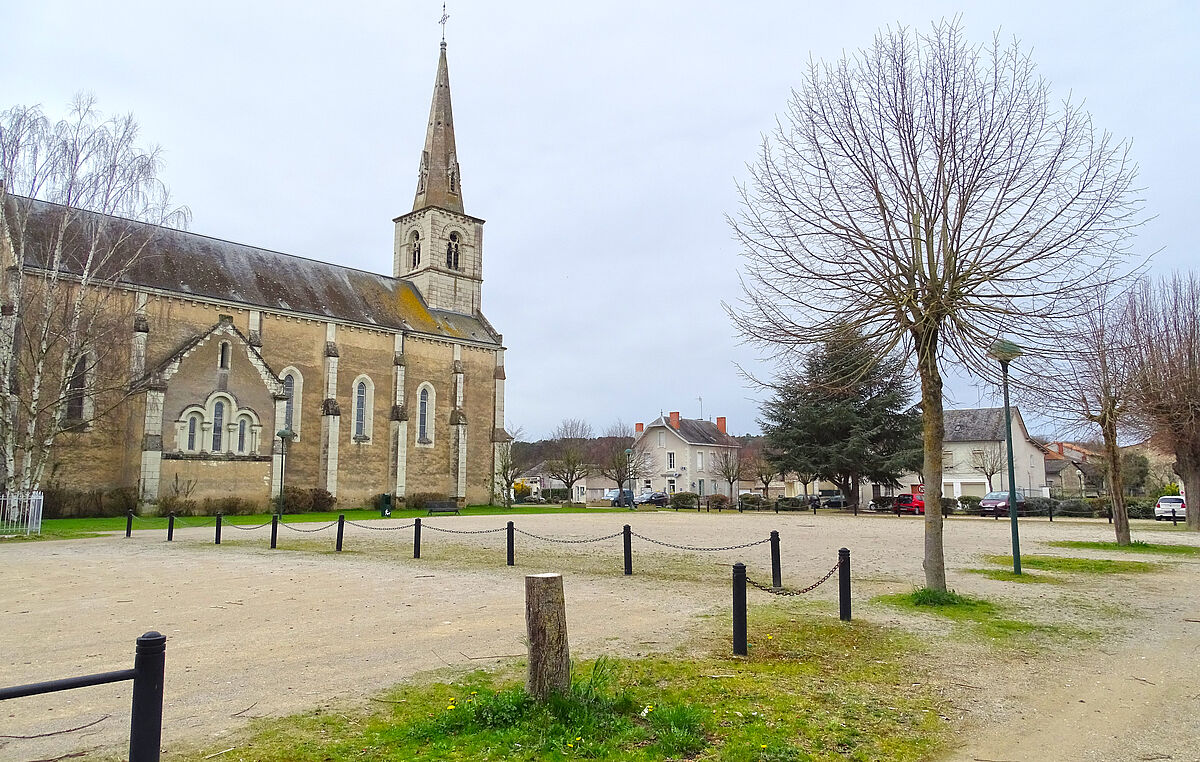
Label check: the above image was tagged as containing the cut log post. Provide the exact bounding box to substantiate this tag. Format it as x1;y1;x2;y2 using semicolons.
525;573;570;700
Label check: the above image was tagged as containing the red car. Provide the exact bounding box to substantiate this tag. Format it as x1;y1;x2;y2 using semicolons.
894;493;925;514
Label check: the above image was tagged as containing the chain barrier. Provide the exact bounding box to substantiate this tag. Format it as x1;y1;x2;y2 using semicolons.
278;520;339;533
223;520;273;531
746;560;840;596
513;528;623;544
345;520;416;531
174;516;217;528
422;524;507;535
629;530;771;552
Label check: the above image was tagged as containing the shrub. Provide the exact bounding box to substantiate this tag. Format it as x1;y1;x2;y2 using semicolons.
1025;497;1052;516
1056;498;1089;517
670;491;698;508
105;487;139;515
940;497;957;515
407;492;449;510
513;483;532;502
957;495;982;513
1125;498;1155;520
775;496;803;510
873;495;895;510
707;493;730;510
308;488;336;512
156;494;199;516
1086;497;1111;518
41;486;105;518
739;493;765;510
279;485;313;513
199;496;261;516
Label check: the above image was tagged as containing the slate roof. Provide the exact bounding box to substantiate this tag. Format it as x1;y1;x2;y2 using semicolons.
1044;458;1076;476
17;198;502;347
944;408;1011;442
643;416;740;448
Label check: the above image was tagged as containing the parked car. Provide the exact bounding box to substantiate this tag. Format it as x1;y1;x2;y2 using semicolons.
1154;495;1187;521
609;489;634;506
635;491;669;507
979;490;1026;517
822;495;848;509
894;493;925;514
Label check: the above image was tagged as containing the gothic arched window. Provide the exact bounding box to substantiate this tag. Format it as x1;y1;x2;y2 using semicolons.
237;418;248;454
410;231;422;269
446;232;460;270
66;356;87;420
282;375;295;430
212;400;225;452
418;387;430;443
186;414;199;452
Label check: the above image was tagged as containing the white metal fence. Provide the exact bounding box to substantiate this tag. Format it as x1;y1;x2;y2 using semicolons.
0;491;44;535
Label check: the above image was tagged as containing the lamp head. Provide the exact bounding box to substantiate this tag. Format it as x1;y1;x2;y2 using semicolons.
987;339;1024;364
277;428;295;441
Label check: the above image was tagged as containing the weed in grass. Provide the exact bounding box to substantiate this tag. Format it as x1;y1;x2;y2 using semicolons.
984;554;1160;574
964;568;1059;584
1049;540;1200;557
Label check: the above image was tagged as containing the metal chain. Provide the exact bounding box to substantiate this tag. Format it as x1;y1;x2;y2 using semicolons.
174;516;216;527
422;524;507;535
513;528;623;544
629;530;771;552
345;520;416;531
223;520;273;531
279;520;339;533
746;561;840;596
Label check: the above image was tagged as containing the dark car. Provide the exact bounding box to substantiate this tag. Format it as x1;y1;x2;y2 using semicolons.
894;493;925;514
635;491;670;507
609;489;634;506
979;490;1026;517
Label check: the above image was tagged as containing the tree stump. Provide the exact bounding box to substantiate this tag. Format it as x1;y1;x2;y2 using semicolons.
525;573;570;700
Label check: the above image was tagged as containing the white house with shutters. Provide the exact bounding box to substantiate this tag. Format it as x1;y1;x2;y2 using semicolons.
633;411;741;498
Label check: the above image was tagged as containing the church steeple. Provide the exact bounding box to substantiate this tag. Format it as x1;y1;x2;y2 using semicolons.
413;42;463;214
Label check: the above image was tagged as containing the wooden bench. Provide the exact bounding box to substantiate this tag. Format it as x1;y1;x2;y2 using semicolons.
426;500;461;516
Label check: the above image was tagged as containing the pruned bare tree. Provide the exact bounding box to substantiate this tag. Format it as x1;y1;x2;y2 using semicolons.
494;425;530;508
1128;273;1200;530
970;443;1007;492
592;421;653;507
1025;284;1140;543
744;447;776;498
0;95;188;493
712;448;742;499
727;21;1141;589
544;418;592;504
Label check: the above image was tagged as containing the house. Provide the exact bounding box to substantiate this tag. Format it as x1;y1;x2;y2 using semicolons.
633;412;740;497
3;41;508;507
1043;442;1106;497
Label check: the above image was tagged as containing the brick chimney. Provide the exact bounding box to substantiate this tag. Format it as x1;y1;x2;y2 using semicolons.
716;416;726;435
669;411;680;429
635;422;644;433
1057;442;1064;455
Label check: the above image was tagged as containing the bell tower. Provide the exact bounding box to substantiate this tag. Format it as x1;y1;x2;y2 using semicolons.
394;41;485;315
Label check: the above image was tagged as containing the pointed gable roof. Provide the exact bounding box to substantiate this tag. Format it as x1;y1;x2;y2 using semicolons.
412;42;464;213
642;416;740;448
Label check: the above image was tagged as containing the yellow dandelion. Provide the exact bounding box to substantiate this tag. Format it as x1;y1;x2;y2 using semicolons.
575;737;582;741
567;743;573;748
761;744;768;748
767;634;774;640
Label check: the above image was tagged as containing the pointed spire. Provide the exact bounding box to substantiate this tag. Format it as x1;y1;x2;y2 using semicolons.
412;42;463;213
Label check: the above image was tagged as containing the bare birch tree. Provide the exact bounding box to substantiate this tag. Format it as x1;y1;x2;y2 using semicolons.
727;21;1141;589
544;418;592;504
1128;273;1200;530
970;443;1006;492
0;96;188;493
494;425;530;508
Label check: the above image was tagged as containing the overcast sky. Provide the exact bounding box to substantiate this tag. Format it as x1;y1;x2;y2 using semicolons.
5;1;1196;440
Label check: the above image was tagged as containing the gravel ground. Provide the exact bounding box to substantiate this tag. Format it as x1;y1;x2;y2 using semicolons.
2;511;1198;761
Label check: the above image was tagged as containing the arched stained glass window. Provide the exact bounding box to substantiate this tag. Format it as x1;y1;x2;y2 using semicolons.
355;381;367;438
282;374;295;430
187;415;198;451
212;401;225;452
418;388;429;442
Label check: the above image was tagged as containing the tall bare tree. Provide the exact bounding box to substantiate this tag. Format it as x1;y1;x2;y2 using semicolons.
592;421;653;507
494;425;531;508
1128;273;1200;530
970;443;1006;492
544;418;592;504
712;448;742;498
728;21;1141;589
0;96;188;493
744;447;777;498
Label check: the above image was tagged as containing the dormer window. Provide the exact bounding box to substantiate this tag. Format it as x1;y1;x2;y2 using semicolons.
410;231;422;269
446;232;460;270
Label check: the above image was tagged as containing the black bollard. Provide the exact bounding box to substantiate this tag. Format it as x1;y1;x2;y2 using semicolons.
1173;508;1178;527
732;562;747;656
126;511;134;538
774;499;779;514
270;514;278;549
1108;507;1113;524
167;513;174;542
215;514;222;545
1048;501;1054;522
854;501;858;517
506;521;515;566
812;501;817;516
839;548;851;622
336;514;345;552
770;530;782;590
413;518;422;559
623;524;632;575
129;631;166;762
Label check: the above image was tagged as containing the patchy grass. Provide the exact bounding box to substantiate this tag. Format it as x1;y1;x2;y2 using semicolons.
185;609;944;761
963;568;1060;584
1049;540;1200;557
873;588;1074;643
983;554;1160;575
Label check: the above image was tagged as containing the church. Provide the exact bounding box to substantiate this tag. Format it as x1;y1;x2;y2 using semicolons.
26;41;508;508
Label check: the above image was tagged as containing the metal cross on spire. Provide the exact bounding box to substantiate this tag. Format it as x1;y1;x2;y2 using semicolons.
439;2;450;42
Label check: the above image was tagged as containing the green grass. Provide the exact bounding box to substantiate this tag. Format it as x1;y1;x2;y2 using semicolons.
873;588;1072;642
1049;540;1200;557
963;568;1060;584
4;505;632;542
183;610;944;762
983;554;1160;574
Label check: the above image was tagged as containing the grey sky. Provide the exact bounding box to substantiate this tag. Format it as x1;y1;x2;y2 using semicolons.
5;1;1196;439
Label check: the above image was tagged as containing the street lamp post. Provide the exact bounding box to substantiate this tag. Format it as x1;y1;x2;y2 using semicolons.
276;429;293;514
989;339;1025;575
624;448;634;509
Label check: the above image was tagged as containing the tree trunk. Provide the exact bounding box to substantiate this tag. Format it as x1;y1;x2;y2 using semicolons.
1177;447;1200;531
525;573;570;700
917;330;947;591
1100;416;1130;545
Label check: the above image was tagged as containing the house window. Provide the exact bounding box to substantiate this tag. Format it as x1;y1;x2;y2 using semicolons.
212;401;225;452
667;478;676;494
943;450;955;468
352;375;374;442
416;383;435;446
667;451;675;470
698;479;705;496
643;479;652;491
218;341;231;370
696;451;704;471
410;231;422;269
446;232;460;270
65;355;87;420
658;431;665;448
